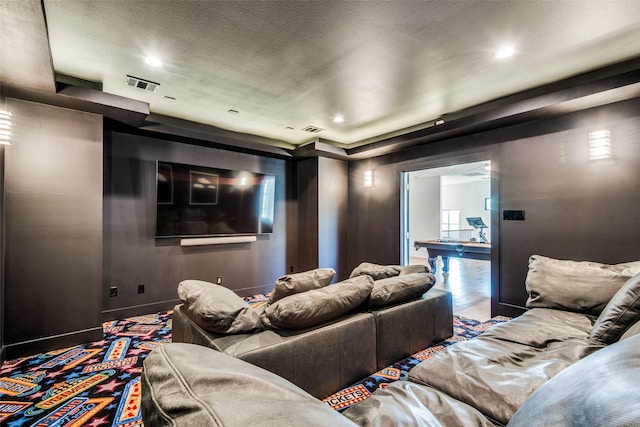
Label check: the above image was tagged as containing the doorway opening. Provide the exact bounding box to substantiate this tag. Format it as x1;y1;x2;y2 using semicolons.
401;161;492;321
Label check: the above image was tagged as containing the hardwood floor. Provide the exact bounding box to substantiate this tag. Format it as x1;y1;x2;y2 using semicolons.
411;255;491;321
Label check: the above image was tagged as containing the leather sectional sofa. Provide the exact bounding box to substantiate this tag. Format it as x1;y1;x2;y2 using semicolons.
143;255;640;426
171;263;452;398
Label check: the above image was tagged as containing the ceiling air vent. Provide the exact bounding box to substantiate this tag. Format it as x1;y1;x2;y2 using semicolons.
125;75;160;92
463;172;486;177
301;125;325;133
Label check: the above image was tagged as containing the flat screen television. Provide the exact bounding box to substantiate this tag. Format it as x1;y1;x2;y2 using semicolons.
155;161;275;237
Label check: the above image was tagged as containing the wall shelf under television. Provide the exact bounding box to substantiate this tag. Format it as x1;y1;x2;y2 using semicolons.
179;236;257;247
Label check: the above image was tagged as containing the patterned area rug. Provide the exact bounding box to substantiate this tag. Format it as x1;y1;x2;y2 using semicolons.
0;312;172;426
0;299;508;425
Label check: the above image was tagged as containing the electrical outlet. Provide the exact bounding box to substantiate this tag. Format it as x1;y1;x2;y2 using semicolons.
138;284;145;294
216;276;222;285
110;286;118;297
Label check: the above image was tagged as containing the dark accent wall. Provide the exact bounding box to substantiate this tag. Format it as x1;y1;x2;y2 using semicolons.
296;158;319;272
348;98;640;317
4;99;103;358
318;157;348;280
296;157;349;280
103;130;291;320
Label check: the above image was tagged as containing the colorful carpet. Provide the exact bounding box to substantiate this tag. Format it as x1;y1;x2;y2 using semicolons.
0;299;508;426
0;312;172;426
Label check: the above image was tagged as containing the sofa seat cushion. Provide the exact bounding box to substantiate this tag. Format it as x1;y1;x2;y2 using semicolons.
408;333;604;425
141;343;358;427
525;255;640;315
368;273;436;308
590;273;640;344
263;276;374;330
481;307;595;348
508;334;640;427
343;380;495;427
349;262;402;280
178;280;263;334
268;268;336;303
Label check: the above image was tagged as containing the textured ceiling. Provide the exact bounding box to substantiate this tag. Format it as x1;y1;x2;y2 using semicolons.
32;1;640;149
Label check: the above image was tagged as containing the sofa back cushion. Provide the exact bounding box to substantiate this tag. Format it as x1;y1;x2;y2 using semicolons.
263;276;374;330
268;268;335;304
349;262;401;280
142;343;358;427
507;334;640;427
368;273;436;308
178;280;263;334
525;255;640;315
591;273;640;344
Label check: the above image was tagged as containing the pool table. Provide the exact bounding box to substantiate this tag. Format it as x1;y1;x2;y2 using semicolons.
414;240;491;273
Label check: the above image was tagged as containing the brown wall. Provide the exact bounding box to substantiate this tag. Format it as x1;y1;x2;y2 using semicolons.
4;99;104;358
296;158;319;272
103;130;293;320
296;157;349;280
318;157;348;280
348;98;640;317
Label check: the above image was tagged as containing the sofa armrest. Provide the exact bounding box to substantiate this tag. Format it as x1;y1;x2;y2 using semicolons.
141;343;358;427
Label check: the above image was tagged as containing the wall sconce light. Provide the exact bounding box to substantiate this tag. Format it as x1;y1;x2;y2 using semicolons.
589;129;611;160
364;170;374;188
0;109;12;145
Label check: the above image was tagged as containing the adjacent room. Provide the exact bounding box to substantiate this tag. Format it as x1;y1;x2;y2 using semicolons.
406;161;491;321
2;1;640;426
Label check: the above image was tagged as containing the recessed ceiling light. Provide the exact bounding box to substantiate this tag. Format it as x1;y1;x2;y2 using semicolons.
495;46;517;59
333;115;345;124
145;56;162;67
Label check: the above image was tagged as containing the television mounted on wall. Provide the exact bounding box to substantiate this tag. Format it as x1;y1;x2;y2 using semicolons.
155;161;275;238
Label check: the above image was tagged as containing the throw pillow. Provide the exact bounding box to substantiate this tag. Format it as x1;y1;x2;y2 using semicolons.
590;273;640;344
368;273;436;308
507;334;640;427
178;280;264;334
525;255;640;315
349;262;402;280
268;268;335;304
263;275;374;330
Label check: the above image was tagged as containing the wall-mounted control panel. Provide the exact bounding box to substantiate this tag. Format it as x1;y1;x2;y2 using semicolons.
503;210;525;221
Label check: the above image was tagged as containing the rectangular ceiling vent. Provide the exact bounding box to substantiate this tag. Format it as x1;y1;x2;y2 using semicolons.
463;172;486;177
125;75;160;92
301;125;324;133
